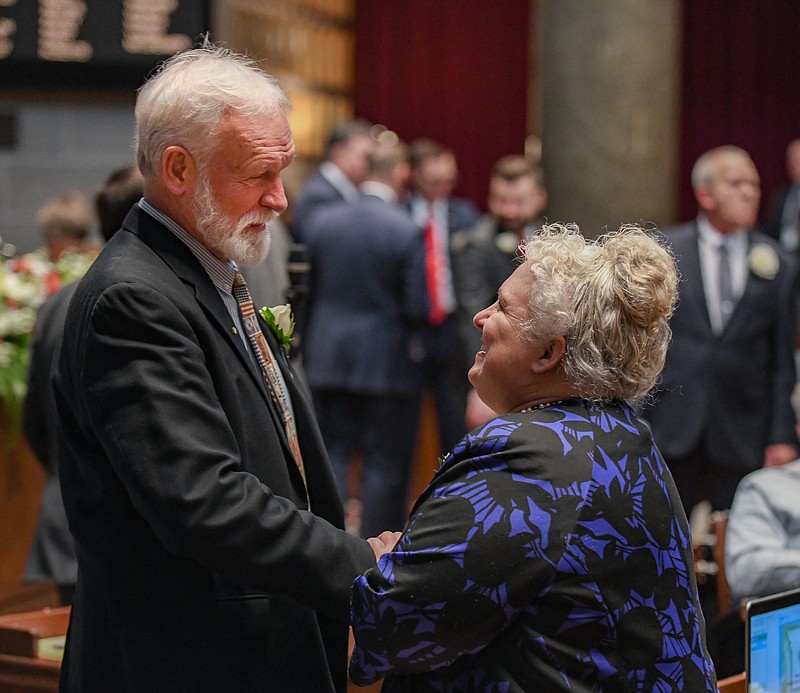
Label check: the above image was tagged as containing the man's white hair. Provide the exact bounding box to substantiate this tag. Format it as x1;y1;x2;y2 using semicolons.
135;40;291;177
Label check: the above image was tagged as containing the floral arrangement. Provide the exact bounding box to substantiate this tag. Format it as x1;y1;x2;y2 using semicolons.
0;248;95;427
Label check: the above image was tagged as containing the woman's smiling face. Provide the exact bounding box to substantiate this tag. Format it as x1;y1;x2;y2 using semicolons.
468;262;540;414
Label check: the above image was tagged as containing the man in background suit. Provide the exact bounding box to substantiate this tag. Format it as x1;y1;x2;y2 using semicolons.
35;191;95;263
452;155;548;430
762;138;800;255
54;44;393;693
290;118;375;243
726;458;800;604
453;155;548;361
406;138;479;454
303;138;428;538
645;145;798;514
22;164;143;606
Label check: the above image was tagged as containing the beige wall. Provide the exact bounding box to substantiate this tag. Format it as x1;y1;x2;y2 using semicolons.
536;0;681;236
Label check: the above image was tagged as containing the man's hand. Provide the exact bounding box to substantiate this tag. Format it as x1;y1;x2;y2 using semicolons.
367;531;402;561
764;443;798;467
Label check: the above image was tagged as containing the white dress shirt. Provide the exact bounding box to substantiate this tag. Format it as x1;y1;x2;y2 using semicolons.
697;217;748;334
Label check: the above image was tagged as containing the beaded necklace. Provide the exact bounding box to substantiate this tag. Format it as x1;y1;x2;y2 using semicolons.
517;399;569;413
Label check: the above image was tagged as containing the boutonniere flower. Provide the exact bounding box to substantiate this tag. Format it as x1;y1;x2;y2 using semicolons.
495;231;521;256
748;243;779;280
258;304;295;348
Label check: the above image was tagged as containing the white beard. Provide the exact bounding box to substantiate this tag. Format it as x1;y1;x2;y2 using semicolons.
192;172;275;266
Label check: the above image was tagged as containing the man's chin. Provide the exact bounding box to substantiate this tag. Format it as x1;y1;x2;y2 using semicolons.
231;244;270;266
227;227;272;266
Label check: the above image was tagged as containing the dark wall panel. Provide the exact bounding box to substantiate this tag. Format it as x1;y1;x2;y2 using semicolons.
679;0;800;222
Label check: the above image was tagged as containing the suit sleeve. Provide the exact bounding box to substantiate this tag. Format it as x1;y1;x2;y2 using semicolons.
22;293;65;470
452;240;497;357
401;228;430;323
77;282;374;620
768;253;799;446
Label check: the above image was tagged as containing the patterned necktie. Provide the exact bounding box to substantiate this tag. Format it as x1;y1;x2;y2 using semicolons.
718;241;734;329
231;272;308;498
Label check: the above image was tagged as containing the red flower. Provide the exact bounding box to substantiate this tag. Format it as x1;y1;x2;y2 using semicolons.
44;271;61;296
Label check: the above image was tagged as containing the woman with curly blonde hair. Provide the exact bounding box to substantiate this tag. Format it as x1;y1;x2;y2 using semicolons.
350;223;717;691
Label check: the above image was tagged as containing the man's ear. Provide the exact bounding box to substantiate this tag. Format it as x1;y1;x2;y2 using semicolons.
694;184;715;214
531;335;566;374
161;145;197;196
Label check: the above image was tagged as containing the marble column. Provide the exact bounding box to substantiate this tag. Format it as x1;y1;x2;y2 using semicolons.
535;0;681;236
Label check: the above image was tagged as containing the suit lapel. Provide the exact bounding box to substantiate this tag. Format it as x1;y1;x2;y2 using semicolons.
128;209;295;460
725;235;769;333
677;223;714;332
261;323;335;508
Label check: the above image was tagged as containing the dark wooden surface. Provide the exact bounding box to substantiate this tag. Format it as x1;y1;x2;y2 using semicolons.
0;606;68;693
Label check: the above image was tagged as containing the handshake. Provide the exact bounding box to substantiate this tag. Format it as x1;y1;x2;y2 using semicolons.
367;531;402;561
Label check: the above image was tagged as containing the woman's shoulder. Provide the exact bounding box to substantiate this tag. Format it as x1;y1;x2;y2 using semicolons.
456;400;645;450
438;400;653;482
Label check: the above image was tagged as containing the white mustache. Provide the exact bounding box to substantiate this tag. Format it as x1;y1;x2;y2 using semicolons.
238;210;278;228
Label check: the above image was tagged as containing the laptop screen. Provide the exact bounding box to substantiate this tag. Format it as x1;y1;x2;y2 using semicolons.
746;587;800;692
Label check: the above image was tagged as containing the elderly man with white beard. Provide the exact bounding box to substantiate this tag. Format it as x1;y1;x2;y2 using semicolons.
52;42;396;693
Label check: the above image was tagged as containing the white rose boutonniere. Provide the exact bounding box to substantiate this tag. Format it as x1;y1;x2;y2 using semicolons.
258;304;295;349
495;231;520;256
748;243;779;280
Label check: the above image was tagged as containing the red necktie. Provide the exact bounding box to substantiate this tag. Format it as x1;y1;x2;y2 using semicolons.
423;213;447;325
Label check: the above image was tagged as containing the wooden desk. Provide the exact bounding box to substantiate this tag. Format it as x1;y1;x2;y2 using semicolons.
0;607;69;693
0;652;60;693
717;671;745;693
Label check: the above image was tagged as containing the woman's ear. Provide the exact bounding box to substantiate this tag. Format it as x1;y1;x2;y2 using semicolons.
161;145;197;197
531;335;566;374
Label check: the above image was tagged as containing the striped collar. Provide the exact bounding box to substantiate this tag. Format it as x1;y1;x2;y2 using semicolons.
138;199;238;294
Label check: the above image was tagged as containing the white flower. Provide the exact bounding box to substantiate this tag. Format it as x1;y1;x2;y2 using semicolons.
271;305;293;334
0;341;12;367
0;248;95;425
4;273;43;305
495;231;520;255
258;304;295;347
0;308;36;337
748;243;779;280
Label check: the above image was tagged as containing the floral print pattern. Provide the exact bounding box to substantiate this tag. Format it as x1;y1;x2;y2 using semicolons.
350;400;716;692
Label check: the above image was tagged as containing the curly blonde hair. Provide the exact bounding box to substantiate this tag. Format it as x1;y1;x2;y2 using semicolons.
520;222;678;403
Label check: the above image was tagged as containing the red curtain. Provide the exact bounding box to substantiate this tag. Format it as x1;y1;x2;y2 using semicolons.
679;1;800;222
353;0;530;212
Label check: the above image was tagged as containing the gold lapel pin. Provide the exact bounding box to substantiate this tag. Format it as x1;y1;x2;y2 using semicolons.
232;326;239;336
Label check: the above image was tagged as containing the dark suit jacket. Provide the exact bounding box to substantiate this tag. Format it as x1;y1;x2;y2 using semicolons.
54;206;374;693
405;193;479;245
303;195;428;396
761;183;797;244
291;170;347;243
22;282;78;586
450;214;543;357
645;221;798;469
404;194;478;331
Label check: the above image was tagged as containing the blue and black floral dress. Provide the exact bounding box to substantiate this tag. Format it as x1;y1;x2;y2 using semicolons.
350;399;717;692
